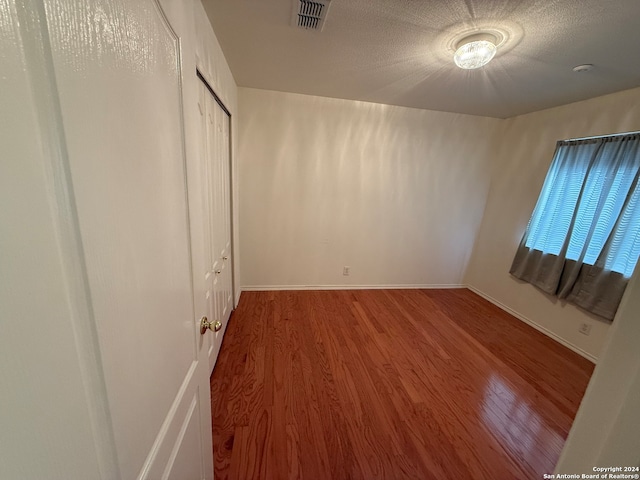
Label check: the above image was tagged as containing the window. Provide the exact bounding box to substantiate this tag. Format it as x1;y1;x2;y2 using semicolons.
510;133;640;320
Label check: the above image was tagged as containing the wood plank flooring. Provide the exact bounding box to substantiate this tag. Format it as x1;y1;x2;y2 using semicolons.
210;289;594;479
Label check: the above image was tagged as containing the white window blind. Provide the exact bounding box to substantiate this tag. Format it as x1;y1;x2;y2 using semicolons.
524;136;640;278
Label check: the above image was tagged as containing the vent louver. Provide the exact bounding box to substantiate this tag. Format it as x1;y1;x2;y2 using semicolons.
291;0;332;31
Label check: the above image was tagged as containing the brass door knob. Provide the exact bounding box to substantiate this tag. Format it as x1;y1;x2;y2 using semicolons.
200;317;222;334
222;256;228;260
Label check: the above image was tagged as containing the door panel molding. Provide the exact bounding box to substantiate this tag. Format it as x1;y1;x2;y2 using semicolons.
163;394;200;480
15;1;121;477
137;361;199;480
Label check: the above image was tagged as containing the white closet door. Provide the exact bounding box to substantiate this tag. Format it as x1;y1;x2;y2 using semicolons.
200;83;234;372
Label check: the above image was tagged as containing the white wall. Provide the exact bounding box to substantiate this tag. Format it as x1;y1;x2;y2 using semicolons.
465;86;640;361
555;266;640;474
238;88;501;289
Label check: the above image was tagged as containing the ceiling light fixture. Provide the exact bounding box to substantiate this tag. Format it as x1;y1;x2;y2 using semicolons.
454;33;498;69
572;64;594;73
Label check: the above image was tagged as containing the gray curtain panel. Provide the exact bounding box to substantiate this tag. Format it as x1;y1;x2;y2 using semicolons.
510;134;640;321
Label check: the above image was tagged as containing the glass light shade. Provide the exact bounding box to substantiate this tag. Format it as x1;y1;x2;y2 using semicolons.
454;40;497;69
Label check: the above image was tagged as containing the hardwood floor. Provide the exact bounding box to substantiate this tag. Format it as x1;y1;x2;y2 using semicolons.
210;289;594;479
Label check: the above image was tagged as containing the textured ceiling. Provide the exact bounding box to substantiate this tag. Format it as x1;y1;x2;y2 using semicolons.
202;0;640;118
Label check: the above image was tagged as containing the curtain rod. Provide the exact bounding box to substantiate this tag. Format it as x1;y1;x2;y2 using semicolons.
563;130;640;142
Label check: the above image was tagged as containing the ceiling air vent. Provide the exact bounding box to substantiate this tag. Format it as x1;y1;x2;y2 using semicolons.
291;0;332;31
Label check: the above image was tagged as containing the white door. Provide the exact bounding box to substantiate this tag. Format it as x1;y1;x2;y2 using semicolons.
40;1;213;479
198;80;234;372
1;0;109;477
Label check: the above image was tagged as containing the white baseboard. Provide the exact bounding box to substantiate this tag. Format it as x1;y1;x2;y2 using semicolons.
466;284;597;364
240;283;465;292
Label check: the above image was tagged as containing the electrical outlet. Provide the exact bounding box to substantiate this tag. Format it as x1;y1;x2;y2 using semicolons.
579;322;592;336
343;266;350;276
